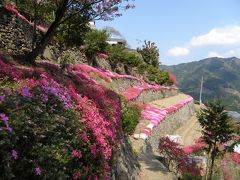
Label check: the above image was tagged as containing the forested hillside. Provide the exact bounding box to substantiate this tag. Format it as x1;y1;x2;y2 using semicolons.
165;57;240;111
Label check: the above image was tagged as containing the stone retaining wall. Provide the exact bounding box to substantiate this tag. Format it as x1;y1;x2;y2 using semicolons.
111;135;140;180
143;101;195;153
111;79;142;93
135;89;178;103
0;7;43;56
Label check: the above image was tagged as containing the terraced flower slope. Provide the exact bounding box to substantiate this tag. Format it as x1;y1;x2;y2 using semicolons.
72;64;194;140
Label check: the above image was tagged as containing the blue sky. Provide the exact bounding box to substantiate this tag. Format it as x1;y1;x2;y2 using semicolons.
96;0;240;65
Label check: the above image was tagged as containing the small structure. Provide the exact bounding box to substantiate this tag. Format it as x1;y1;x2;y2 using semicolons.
105;26;127;46
106;38;127;46
228;111;240;124
166;134;183;144
234;144;240;153
89;21;96;29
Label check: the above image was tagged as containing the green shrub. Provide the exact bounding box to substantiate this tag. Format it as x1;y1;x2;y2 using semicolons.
137;40;160;67
139;64;172;85
106;45;172;85
121;99;141;135
107;45;143;69
180;173;202;180
58;50;77;69
84;29;109;58
147;65;171;84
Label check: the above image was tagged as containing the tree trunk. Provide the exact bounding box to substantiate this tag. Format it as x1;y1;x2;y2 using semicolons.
205;147;212;180
208;144;216;179
32;0;37;50
25;0;69;64
205;143;216;180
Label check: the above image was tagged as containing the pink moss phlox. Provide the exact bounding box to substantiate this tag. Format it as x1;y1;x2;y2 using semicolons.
0;95;5;103
122;84;177;101
4;4;47;32
0;113;12;133
141;105;166;127
67;65;97;84
231;152;240;165
0;60;123;177
169;73;178;84
20;87;32;98
0;59;23;81
39;75;72;109
183;139;205;155
39;61;61;71
73;172;81;180
82;131;89;142
139;96;194;138
78;64;112;82
71;150;82;159
67;76;119;175
11;149;18;160
122;86;143;101
103;69;143;82
34;167;42;176
221;159;232;180
96;52;108;59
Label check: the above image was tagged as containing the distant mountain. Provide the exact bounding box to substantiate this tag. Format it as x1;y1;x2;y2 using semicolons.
164;57;240;111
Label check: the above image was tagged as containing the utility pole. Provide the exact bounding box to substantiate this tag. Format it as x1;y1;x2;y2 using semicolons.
199;76;203;104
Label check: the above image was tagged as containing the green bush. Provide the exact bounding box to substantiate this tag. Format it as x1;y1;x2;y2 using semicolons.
59;51;77;69
147;65;172;85
180;173;202;180
137;40;160;67
106;45;172;85
121;99;141;135
84;29;109;58
107;45;143;69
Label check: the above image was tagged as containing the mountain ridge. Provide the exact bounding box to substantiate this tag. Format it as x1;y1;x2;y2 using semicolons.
164;57;240;111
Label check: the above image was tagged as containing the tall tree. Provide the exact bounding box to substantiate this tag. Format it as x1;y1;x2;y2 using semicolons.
197;101;233;180
24;0;134;64
137;40;160;68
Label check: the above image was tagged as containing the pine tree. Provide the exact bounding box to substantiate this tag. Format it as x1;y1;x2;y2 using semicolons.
197;101;233;180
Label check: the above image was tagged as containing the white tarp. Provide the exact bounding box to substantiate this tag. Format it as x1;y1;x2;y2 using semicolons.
234;144;240;153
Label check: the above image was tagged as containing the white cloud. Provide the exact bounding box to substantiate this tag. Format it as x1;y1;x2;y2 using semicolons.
207;51;224;58
189;25;240;47
167;25;240;58
207;49;240;58
167;47;190;57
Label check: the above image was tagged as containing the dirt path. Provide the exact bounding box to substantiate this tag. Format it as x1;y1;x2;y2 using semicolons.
174;109;202;147
149;93;189;108
132;96;202;180
136;113;202;180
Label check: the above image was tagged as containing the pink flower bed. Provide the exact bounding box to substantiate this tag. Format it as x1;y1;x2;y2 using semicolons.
64;64;177;103
0;59;24;81
4;4;47;32
103;69;143;82
0;58;122;178
183;139;205;155
136;96;193;139
231;152;240;165
221;159;232;180
69;64;112;83
96;52;109;59
141;105;167;127
123;84;176;101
